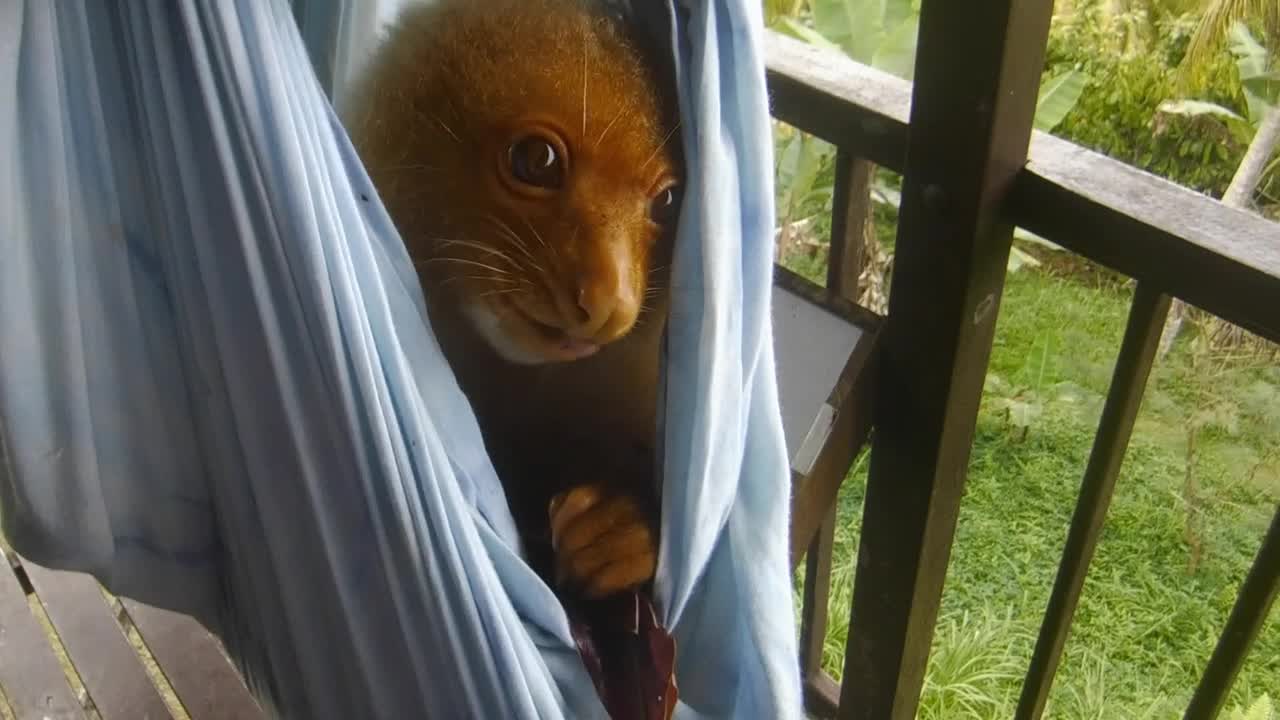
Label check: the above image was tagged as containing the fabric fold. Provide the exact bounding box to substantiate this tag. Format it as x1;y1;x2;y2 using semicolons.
0;1;801;717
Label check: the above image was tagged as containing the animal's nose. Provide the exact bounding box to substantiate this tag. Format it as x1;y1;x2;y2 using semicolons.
565;267;637;343
571;273;619;336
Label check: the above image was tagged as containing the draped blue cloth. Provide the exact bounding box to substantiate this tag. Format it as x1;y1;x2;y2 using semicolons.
0;1;801;717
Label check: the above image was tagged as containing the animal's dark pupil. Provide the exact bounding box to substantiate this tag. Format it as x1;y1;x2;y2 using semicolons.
650;187;678;224
510;137;562;188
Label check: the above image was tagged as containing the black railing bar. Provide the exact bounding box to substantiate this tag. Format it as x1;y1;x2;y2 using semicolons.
1184;506;1280;720
1015;283;1172;719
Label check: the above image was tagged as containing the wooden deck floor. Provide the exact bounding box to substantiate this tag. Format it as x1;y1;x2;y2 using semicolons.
0;545;263;720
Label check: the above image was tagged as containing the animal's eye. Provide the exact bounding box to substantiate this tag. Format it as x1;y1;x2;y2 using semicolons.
508;136;564;189
649;185;681;225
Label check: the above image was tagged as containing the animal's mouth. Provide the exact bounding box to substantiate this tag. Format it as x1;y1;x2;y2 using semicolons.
504;299;601;363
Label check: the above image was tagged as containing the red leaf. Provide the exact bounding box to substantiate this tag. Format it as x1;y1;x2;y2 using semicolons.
568;592;678;720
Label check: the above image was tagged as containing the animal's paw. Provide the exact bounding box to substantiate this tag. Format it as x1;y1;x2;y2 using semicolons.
549;484;657;599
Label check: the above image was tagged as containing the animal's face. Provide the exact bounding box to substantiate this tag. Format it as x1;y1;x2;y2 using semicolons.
448;106;681;365
352;0;682;364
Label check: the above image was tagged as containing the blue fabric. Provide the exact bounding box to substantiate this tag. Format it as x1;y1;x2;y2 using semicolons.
0;1;801;718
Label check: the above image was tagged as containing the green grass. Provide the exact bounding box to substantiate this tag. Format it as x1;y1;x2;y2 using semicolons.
783;243;1280;718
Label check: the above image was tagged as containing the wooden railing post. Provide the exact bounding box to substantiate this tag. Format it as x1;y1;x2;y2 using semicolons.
793;148;877;718
827;150;874;302
798;504;839;715
837;2;1054;718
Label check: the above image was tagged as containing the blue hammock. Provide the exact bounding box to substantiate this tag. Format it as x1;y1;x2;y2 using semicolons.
0;1;801;717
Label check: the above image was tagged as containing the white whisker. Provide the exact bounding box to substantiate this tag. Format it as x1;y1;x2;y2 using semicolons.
480;215;542;270
436;238;519;269
640;122;682;172
594;107;626;150
433;114;461;143
523;216;553;258
417;256;512;276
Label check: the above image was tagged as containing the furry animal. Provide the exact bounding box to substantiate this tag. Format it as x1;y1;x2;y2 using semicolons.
345;0;682;600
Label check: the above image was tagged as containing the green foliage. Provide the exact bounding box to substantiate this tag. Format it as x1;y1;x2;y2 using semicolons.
1036;69;1092;132
1227;694;1276;720
1229;21;1280;122
791;268;1280;719
1160;23;1278;142
806;0;921;78
1159;97;1250;123
774;127;835;227
916;610;1031;720
771;2;1280;716
770;0;1087;274
772;3;1280;717
1184;0;1280;73
1045;10;1252;197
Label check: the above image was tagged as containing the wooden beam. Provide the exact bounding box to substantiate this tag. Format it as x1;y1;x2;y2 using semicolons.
798;506;837;689
763;33;910;172
1016;283;1171;719
826;150;874;301
775;266;881;565
1010;133;1280;345
762;33;1280;346
837;2;1054;718
786;332;878;567
793;148;877;720
805;670;842;719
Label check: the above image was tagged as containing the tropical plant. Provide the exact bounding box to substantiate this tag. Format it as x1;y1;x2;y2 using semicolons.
1166;21;1280;208
1184;0;1280;69
1046;6;1247;195
1226;693;1277;720
1159;19;1279;353
768;0;1088;284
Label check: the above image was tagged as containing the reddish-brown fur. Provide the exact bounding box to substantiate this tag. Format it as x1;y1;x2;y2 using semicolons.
345;0;681;598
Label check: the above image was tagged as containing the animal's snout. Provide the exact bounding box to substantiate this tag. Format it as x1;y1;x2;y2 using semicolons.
571;273;616;332
561;250;638;344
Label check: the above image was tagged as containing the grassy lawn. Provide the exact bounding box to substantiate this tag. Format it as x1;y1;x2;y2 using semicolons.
782;238;1279;718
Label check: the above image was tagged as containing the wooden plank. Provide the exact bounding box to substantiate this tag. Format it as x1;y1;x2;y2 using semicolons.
762;35;1280;346
1010;132;1280;346
776;267;880;565
774;265;883;331
799;506;836;674
763;32;910;172
1016;284;1172;719
20;562;171;720
771;268;878;469
1184;507;1280;720
806;672;841;719
799;506;839;719
121;600;263;720
0;558;86;719
787;333;877;567
838;1;1054;718
826;151;874;300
